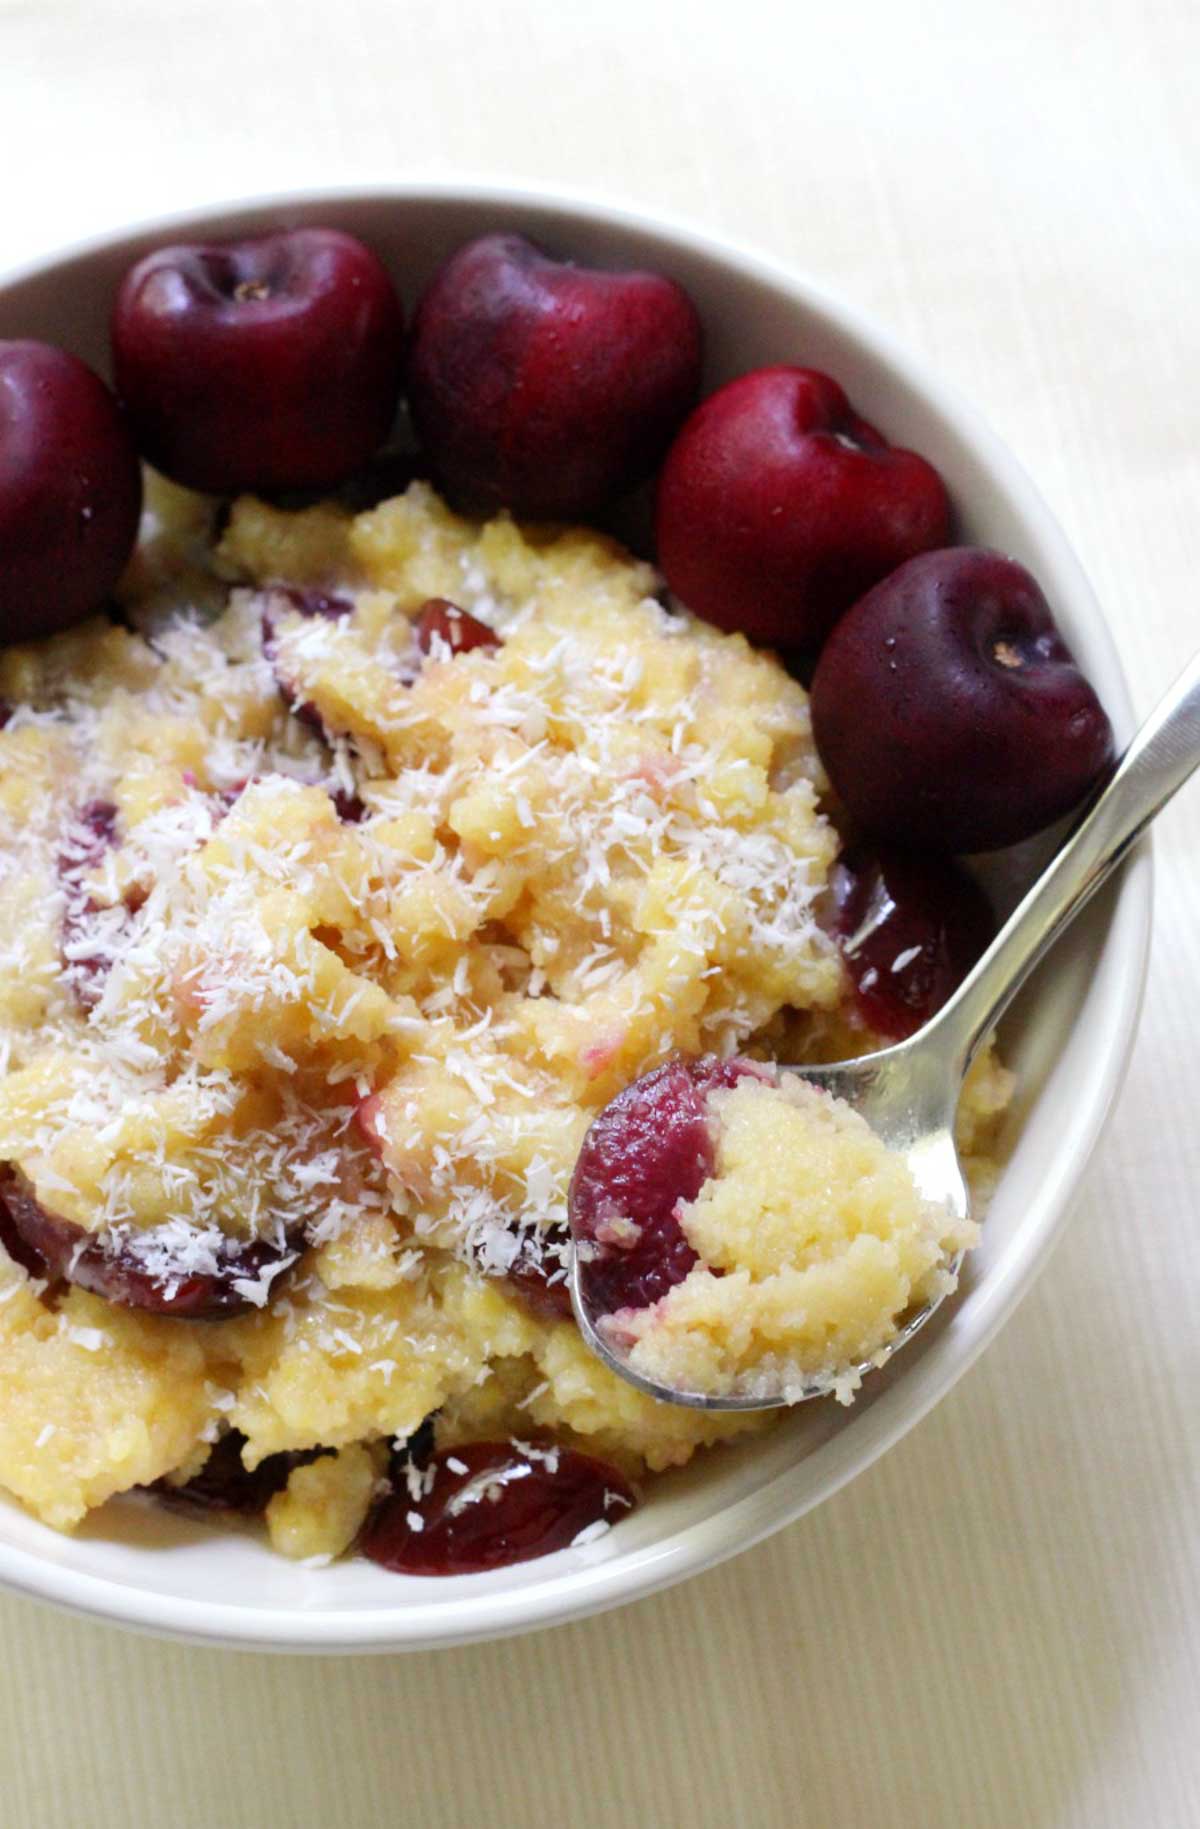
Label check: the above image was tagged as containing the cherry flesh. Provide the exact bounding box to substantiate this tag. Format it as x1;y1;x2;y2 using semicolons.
568;1055;757;1316
655;365;950;649
112;228;405;494
361;1439;635;1574
829;846;994;1040
0;340;142;643
0;1170;297;1319
811;548;1115;852
408;233;702;519
415;597;500;656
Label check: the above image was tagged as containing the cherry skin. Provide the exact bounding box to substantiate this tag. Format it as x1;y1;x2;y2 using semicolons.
0;1170;298;1319
150;1431;325;1516
0;1178;50;1278
112;228;404;495
811;547;1115;852
57;798;121;1011
655;366;950;649
503;1225;574;1322
0;340;142;643
361;1440;635;1574
829;845;994;1040
568;1055;759;1316
407;232;703;519
260;585;353;739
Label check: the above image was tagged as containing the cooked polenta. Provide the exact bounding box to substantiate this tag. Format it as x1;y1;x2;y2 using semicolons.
0;474;1008;1560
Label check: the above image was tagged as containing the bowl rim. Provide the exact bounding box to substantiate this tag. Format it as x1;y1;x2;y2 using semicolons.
0;177;1152;1653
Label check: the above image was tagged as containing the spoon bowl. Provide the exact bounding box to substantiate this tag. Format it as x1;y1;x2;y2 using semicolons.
571;649;1200;1410
570;1036;969;1411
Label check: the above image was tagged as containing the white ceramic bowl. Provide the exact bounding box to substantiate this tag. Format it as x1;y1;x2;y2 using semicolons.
0;181;1149;1653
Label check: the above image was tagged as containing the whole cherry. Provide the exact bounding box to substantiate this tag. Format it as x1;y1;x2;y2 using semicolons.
407;232;703;519
0;340;142;643
112;227;404;494
811;547;1115;852
655;365;950;649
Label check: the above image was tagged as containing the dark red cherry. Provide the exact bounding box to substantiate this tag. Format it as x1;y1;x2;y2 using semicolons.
361;1439;635;1574
415;597;500;657
0;1178;51;1278
330;787;367;824
274;585;354;622
112;227;404;494
0;340;143;643
260;587;353;739
150;1430;325;1516
408;232;702;519
0;1171;298;1319
656;366;950;648
829;846;994;1040
503;1225;574;1322
568;1055;758;1316
388;1415;436;1480
811;548;1115;851
57;799;121;1011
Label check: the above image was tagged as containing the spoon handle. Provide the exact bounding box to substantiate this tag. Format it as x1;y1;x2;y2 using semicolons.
939;648;1200;1068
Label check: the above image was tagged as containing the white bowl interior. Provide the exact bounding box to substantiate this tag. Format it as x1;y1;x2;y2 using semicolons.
0;184;1149;1650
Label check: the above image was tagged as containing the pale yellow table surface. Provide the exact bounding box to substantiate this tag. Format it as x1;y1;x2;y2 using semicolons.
2;1;1198;1823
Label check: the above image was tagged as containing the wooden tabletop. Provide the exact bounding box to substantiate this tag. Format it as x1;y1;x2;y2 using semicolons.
2;0;1198;1822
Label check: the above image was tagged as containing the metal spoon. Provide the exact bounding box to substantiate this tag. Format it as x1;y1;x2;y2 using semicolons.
570;650;1200;1411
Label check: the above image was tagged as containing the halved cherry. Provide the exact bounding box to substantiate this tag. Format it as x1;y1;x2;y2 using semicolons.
0;1171;298;1319
151;1430;326;1516
568;1055;759;1316
414;597;501;657
361;1438;635;1574
330;786;367;824
0;1178;51;1278
260;586;354;739
503;1225;574;1322
828;845;994;1040
388;1415;436;1479
57;798;121;1012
